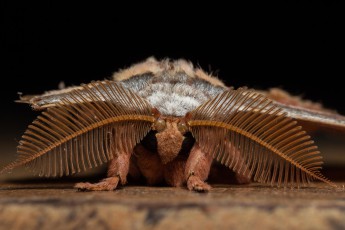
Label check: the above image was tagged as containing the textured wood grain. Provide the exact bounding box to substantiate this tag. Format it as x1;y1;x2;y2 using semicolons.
0;183;344;230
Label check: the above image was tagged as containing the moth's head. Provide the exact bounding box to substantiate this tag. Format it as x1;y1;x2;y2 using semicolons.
152;109;189;164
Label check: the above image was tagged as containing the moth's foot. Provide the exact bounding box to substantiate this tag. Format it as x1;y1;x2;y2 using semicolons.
187;175;211;192
235;173;251;184
75;176;120;191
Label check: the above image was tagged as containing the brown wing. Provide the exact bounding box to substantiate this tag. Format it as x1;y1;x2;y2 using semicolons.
274;103;345;132
187;88;336;188
16;85;84;110
1;81;155;177
262;88;345;132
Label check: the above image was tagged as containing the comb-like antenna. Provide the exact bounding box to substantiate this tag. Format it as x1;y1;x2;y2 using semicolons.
188;88;336;188
1;81;155;177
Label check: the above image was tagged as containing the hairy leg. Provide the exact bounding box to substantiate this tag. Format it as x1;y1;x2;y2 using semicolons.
185;143;213;192
164;158;186;187
127;156;142;181
134;144;164;185
75;152;130;191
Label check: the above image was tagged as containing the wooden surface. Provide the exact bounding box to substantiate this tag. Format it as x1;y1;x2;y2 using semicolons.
0;182;344;230
0;136;344;230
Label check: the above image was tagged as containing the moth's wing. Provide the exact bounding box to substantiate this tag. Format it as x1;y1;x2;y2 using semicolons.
2;81;155;177
16;85;84;110
262;88;345;132
274;103;345;132
187;88;336;188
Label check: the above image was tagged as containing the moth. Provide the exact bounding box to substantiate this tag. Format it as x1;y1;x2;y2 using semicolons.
2;58;344;192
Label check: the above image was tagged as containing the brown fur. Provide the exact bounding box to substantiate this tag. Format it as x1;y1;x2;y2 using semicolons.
74;153;131;191
128;156;142;180
134;144;164;185
113;57;161;81
155;120;184;164
74;177;120;191
164;159;186;187
74;147;131;191
185;143;214;192
113;57;226;87
106;153;131;184
194;68;225;87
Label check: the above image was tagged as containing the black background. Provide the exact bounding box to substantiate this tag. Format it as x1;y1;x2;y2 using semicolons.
2;1;344;152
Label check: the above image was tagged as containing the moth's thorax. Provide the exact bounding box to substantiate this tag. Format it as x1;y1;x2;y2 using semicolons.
116;58;227;117
153;116;186;164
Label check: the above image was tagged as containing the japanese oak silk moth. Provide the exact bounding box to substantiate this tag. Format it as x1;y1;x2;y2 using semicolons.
2;58;342;192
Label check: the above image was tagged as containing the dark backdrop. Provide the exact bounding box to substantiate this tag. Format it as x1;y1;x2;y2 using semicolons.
2;1;344;159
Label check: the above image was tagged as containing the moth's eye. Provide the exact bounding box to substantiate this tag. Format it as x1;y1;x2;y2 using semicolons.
177;122;188;134
154;119;166;132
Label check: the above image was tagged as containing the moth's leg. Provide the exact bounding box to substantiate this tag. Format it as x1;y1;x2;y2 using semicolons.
185;143;213;192
127;155;142;180
134;144;164;185
75;153;130;191
164;158;186;187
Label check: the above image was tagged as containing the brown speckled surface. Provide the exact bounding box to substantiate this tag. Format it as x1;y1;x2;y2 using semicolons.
0;183;344;230
0;138;344;230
